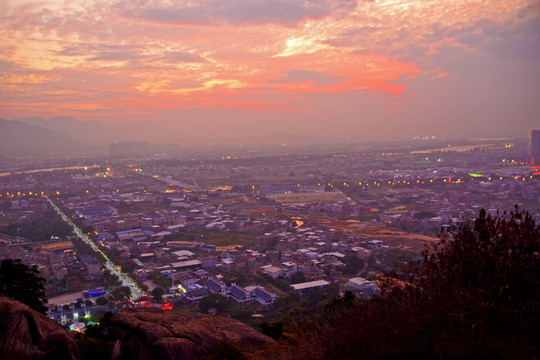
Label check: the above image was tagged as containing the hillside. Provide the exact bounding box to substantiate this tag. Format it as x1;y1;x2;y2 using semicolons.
0;119;100;158
16;116;122;148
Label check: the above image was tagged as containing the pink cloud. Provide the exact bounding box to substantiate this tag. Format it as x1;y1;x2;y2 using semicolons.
0;0;537;139
433;72;448;79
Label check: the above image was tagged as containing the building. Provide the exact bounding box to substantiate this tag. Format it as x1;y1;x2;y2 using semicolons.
245;286;277;306
281;261;298;276
185;284;210;301
532;130;540;164
76;205;118;220
348;277;379;298
261;265;285;279
228;284;252;303
267;191;349;205
204;278;228;295
171;259;202;271
532;130;540;173
290;280;330;294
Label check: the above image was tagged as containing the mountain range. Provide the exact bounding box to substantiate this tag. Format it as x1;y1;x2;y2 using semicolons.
0;116;336;158
14;116;123;148
0;119;99;158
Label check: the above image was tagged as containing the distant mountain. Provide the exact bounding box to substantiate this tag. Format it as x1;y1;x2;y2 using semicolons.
16;116;123;148
12;116;331;149
0;119;99;157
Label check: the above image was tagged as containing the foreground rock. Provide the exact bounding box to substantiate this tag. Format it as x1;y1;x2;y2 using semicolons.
0;297;79;360
110;308;276;360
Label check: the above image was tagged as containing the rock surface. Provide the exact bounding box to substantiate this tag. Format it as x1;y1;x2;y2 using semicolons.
0;297;79;360
110;307;276;360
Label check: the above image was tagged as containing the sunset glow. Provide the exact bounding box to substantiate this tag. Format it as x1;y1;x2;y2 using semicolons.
1;0;538;140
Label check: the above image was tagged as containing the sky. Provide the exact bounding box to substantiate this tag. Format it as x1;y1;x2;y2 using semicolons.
1;0;539;142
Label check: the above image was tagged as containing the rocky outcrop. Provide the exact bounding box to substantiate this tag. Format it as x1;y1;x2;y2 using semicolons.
110;308;276;360
0;297;79;360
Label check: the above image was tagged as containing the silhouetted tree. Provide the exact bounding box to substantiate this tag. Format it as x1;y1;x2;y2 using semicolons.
96;296;108;306
151;287;165;301
121;261;136;274
199;294;230;314
112;286;131;300
0;259;47;313
277;207;540;359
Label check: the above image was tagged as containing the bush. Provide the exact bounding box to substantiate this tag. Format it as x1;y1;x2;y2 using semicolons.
0;259;48;313
276;208;540;359
151;287;165;302
96;297;108;306
199;294;230;314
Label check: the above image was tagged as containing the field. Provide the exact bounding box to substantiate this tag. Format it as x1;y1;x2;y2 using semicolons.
320;220;439;253
167;230;259;248
40;241;75;252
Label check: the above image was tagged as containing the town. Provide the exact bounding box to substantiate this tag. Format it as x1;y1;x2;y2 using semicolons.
1;136;538;330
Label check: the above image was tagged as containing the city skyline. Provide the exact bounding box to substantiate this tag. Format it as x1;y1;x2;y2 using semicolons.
1;0;539;142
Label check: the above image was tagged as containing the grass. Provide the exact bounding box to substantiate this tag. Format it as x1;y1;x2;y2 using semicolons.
375;248;419;270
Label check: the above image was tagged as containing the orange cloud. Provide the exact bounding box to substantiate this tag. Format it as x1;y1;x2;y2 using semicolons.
0;0;535;125
433;72;448;79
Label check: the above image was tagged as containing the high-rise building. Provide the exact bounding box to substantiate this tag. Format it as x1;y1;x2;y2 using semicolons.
532;130;540;165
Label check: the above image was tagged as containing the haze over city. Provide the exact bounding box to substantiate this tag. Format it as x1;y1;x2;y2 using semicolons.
1;2;540;359
1;0;539;145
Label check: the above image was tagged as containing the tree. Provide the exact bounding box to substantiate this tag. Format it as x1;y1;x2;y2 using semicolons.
96;296;108;306
0;259;47;313
341;256;365;275
104;271;121;288
414;210;436;220
414;207;540;323
289;271;306;284
121;262;136;274
151;287;165;301
199;294;230;314
81;225;94;234
149;271;172;289
261;319;284;340
277;208;540;359
112;286;131;300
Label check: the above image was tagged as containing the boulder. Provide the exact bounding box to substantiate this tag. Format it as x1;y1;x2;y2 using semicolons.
0;297;79;360
110;307;276;360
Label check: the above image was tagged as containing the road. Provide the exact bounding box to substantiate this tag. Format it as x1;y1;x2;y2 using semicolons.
46;197;143;299
149;175;202;191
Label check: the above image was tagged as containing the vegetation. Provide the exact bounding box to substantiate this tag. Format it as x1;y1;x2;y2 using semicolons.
75;311;116;360
71;236;107;263
0;259;48;313
341;255;365;275
151;287;165;301
104;270;122;288
95;297;108;306
112;286;131;300
0;210;73;242
199;294;231;314
149;271;172;289
272;208;540;359
414;210;436;219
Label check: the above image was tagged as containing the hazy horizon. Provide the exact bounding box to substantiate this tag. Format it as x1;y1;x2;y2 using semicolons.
1;0;539;144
